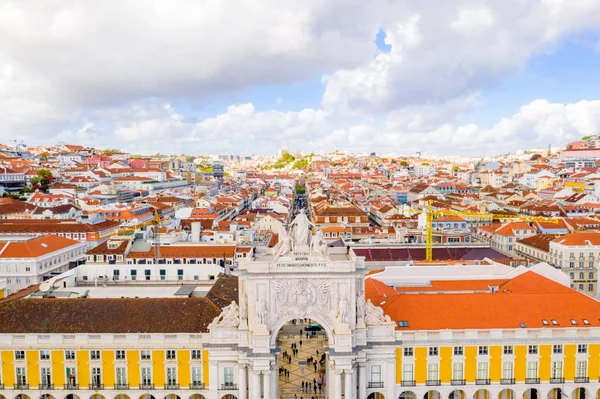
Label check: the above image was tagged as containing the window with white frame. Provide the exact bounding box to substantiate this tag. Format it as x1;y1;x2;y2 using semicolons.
141;367;152;386
428;347;439;356
166;367;177;385
66;367;77;387
116;367;127;386
427;363;439;381
502;362;513;379
191;350;202;360
141;350;151;360
91;367;102;387
526;361;538;379
41;367;51;387
453;346;463;356
452;363;463;380
576;360;587;378
404;347;413;357
115;350;126;360
578;344;588;354
478;346;488;355
166;350;176;360
403;364;413;382
40;350;50;360
371;365;382;383
503;346;513;355
191;366;202;385
15;350;25;360
528;345;538;355
224;367;234;385
90;350;100;360
553;345;562;354
15;367;27;387
551;361;563;379
477;362;488;380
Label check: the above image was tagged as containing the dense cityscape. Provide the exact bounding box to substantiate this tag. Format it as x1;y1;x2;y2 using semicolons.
0;137;599;399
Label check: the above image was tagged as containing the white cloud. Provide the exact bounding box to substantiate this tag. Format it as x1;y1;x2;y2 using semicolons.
322;0;600;114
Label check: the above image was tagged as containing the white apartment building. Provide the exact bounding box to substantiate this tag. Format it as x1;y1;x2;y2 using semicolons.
0;234;87;295
549;232;600;296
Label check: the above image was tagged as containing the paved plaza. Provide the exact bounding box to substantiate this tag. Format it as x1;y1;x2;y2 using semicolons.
276;320;328;398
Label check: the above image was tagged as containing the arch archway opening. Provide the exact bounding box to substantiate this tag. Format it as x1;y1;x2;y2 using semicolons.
15;395;31;399
115;395;131;399
474;389;491;399
572;388;590;399
368;394;386;399
164;395;181;399
65;395;80;399
400;391;417;399
221;395;238;399
499;389;516;399
524;388;539;399
40;395;56;399
425;390;441;399
90;395;106;399
189;395;207;399
140;395;156;399
548;388;563;399
449;390;466;399
275;318;329;398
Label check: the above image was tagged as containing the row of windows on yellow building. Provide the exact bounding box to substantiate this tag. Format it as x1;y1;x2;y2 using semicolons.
0;350;210;389
395;344;600;384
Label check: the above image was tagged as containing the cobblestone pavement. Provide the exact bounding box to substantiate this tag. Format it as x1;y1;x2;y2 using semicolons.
276;320;328;398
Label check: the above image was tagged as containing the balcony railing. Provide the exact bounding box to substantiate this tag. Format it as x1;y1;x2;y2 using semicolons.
501;378;515;385
90;384;104;390
426;380;441;386
401;380;416;387
66;384;79;390
451;379;466;386
189;382;205;390
165;383;179;389
550;378;565;384
525;378;540;384
14;384;29;390
115;383;129;389
140;384;154;390
221;383;237;390
40;383;54;390
574;377;589;383
476;379;490;385
368;382;384;388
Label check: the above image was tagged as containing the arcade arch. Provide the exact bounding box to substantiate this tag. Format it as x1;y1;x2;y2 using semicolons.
400;391;417;399
368;393;386;399
221;395;237;399
524;388;540;399
189;395;206;399
548;388;563;399
449;390;466;399
499;389;516;399
275;318;329;398
114;395;130;399
474;389;491;399
572;388;590;399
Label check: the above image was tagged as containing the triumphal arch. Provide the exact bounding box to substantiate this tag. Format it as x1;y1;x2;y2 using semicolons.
206;210;396;399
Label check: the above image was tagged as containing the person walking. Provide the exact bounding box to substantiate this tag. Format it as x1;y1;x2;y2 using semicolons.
300;339;302;347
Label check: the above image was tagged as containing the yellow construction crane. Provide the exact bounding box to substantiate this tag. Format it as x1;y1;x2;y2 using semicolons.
410;201;559;261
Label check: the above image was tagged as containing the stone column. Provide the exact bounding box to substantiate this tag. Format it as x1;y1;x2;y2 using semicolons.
386;358;396;399
251;370;261;399
344;369;353;399
209;360;219;395
352;366;358;399
238;364;247;399
358;363;367;399
272;365;278;397
263;370;271;399
334;369;344;399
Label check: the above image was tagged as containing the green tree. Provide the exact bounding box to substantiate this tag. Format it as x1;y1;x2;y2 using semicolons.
295;183;306;194
292;158;309;169
421;162;430;166
400;161;409;167
452;165;459;171
530;153;542;161
582;136;591;140
30;169;53;191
